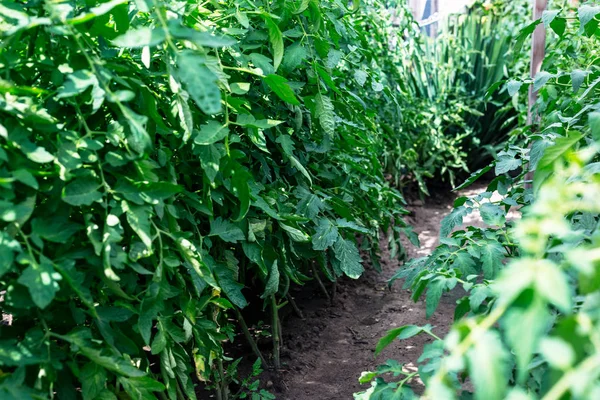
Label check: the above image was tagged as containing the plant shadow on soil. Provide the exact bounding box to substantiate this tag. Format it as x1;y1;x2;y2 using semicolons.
206;182;494;400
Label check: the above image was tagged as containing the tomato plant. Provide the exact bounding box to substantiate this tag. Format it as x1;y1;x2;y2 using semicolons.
0;0;416;398
359;3;600;399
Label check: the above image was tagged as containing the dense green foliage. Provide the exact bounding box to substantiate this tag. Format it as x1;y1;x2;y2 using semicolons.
0;0;418;398
379;1;526;192
358;3;600;399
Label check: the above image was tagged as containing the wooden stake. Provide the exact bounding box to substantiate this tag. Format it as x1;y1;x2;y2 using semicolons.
528;0;548;126
525;0;548;187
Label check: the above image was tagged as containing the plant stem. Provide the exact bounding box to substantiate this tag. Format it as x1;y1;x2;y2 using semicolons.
271;295;281;370
541;354;600;400
312;263;331;302
234;308;269;368
331;280;337;304
286;293;304;319
217;358;229;400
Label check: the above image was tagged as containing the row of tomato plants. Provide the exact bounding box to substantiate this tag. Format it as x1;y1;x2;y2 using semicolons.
0;0;425;399
357;3;600;399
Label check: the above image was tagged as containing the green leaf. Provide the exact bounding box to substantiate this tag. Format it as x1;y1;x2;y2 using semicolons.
289;155;312;185
589;112;600;142
354;70;367;86
578;5;600;27
530;138;553;170
537;131;584;170
312;218;339;251
539;337;575;370
264;17;283;71
293;0;310;14
502;290;549;382
333;237;363;279
454;165;492;191
440;206;468;237
542;10;566;36
276;134;295;156
315;93;335;137
514;19;542;53
176;51;221;115
426;278;445;318
480;241;504;279
467;330;509;400
79;348;145;378
31;217;81;243
279;222;310;242
495;154;521;175
150;328;167;355
56;70;100;99
12;169;38;189
261;260;280;298
0;340;44;367
62;178;102;206
454;251;476;276
168;23;236;47
541;10;559;27
197;144;222;183
571;69;590;92
230;82;250;95
235;9;249;27
0;196;35;224
533;71;553;92
210;217;245;243
282;42;307;71
119;376;165;398
479;203;505;227
315;64;341;94
336;219;370;234
263;74;300;105
80;362;107;400
25;146;54;163
112;27;166;48
534;260;571;313
125;205;153;249
375;325;426;356
214;262;248;308
232;170;250;221
121;107;151;154
0;232;18;278
194;120;229;145
506;80;522;97
17;256;61;309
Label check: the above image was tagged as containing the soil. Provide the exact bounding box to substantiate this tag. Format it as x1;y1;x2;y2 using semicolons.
269;182;492;400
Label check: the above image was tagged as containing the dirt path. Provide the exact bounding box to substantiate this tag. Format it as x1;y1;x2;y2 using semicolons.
275;183;489;399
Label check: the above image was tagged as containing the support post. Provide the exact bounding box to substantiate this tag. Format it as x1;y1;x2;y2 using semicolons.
527;0;548;126
525;0;547;187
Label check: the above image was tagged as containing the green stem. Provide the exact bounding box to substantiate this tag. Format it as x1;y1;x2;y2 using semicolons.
541;355;600;400
217;358;229;400
234;308;269;368
286;293;304;320
271;295;281;369
312;263;331;302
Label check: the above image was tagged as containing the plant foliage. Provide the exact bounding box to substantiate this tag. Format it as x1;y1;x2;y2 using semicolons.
358;3;600;399
0;0;415;398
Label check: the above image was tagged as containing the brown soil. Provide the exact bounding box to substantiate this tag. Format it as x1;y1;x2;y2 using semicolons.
271;183;491;400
